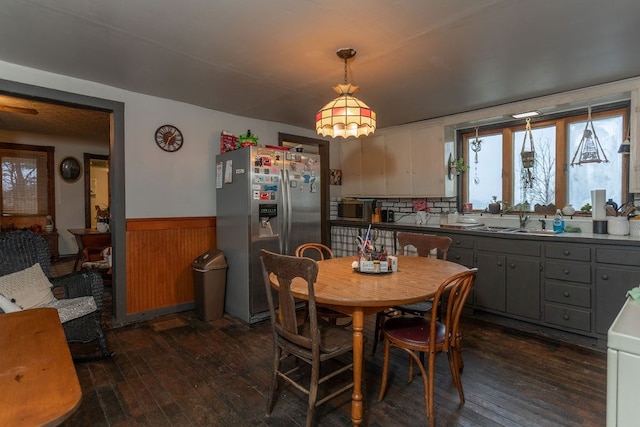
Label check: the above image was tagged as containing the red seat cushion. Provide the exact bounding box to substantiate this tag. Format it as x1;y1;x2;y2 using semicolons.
383;315;445;347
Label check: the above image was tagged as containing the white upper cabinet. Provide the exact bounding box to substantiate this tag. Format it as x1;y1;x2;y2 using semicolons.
340;124;454;197
360;134;386;196
384;130;412;196
340;138;363;196
410;125;454;197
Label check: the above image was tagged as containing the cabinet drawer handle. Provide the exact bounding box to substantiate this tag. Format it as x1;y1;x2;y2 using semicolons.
509;263;516;269
563;291;570;298
564;250;570;256
563;314;570;321
601;274;609;280
563;269;570;275
455;255;461;260
455;240;461;245
496;261;502;267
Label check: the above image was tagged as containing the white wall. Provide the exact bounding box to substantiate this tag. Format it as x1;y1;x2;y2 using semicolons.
0;60;332;223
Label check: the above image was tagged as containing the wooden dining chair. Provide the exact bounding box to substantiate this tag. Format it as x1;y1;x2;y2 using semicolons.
295;243;352;327
377;268;478;426
372;233;453;355
260;249;354;427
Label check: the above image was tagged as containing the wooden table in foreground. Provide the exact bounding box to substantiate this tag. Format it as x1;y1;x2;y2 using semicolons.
286;255;468;426
0;308;82;426
67;228;111;271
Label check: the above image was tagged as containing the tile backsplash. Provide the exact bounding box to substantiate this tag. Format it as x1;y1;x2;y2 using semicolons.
330;197;457;220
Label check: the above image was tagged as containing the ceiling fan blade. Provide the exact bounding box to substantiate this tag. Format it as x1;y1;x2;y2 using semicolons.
0;105;39;115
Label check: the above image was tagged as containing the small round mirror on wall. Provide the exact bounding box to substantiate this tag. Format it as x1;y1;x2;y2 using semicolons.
59;156;82;182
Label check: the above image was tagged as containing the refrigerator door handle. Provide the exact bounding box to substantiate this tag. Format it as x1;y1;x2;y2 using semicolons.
285;170;293;254
281;168;289;254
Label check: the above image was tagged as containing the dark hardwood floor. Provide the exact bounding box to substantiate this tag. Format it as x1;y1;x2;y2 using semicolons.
60;304;606;426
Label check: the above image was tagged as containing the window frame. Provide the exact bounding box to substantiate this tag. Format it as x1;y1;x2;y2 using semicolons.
0;142;55;222
460;104;629;213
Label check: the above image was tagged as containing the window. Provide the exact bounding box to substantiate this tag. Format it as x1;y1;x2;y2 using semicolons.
0;143;54;217
462;105;628;212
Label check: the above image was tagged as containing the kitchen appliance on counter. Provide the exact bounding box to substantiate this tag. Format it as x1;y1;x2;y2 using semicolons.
381;210;394;223
337;200;373;222
216;146;321;323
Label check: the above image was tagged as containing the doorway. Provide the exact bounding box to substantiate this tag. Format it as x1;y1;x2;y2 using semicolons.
0;78;126;322
84;153;110;229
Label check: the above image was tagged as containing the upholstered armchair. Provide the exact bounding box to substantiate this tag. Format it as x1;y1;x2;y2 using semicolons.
0;230;112;358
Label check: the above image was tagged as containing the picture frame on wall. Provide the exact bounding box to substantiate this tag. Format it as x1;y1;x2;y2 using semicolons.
330;169;342;185
59;156;82;182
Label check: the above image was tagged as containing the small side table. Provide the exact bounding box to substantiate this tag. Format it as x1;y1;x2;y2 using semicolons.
37;230;59;260
67;228;111;271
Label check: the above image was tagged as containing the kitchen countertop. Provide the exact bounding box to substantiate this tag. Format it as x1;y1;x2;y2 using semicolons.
330;217;640;246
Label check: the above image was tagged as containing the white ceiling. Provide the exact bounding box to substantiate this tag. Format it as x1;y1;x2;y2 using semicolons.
1;0;640;138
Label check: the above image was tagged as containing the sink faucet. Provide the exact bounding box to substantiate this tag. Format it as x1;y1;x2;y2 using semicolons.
519;213;530;229
539;219;546;230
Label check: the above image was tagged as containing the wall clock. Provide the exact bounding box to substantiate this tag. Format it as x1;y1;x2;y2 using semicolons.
155;124;183;152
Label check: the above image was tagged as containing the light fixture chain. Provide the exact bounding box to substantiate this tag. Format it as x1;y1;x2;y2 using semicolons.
344;57;348;84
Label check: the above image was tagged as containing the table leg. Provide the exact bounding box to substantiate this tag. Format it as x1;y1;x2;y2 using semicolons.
351;308;364;426
73;251;82;271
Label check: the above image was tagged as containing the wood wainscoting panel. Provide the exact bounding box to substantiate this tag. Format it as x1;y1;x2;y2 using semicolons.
126;217;216;314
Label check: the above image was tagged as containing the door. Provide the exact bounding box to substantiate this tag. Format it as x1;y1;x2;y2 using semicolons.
283;151;321;255
506;256;541;319
279;133;330;246
83;153;110;229
475;252;506;311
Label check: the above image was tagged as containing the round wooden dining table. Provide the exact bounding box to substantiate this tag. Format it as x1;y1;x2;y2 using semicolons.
285;255;469;426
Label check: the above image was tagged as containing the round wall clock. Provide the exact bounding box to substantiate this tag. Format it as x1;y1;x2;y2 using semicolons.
155;124;184;152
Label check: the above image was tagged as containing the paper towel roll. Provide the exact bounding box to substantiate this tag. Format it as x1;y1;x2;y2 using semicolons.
591;189;606;220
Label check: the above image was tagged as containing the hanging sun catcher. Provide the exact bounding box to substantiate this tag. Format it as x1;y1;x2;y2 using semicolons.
570;106;609;166
471;127;482;185
520;118;535;189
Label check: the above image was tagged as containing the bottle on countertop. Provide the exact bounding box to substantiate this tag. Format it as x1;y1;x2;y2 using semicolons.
553;209;564;233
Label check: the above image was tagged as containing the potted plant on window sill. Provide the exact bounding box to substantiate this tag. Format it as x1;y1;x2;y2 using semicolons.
488;196;502;214
448;157;470;179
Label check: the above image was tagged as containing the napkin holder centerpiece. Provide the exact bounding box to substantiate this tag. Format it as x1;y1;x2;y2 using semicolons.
353;247;396;273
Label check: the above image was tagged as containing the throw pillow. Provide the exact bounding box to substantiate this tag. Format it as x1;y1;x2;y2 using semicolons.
48;296;97;323
0;263;57;310
0;293;21;313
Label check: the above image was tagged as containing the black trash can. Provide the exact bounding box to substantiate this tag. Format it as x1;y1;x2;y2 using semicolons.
192;248;228;321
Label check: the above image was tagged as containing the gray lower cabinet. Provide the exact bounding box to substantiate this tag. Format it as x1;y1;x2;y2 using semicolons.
595;246;640;335
475;252;506;311
475;238;541;320
543;243;593;333
330;222;640;346
446;234;474;267
437;232;475;307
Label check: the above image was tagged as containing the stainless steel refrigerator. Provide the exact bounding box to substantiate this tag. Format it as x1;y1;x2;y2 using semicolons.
216;146;321;323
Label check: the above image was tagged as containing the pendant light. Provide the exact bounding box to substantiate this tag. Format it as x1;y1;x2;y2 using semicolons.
315;48;376;139
571;106;609;166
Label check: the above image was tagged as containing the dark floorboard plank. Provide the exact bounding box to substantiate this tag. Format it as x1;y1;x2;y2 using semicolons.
60;293;606;427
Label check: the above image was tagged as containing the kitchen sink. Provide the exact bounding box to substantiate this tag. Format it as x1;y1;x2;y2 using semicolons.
504;229;559;236
469;226;558;236
469;226;517;232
